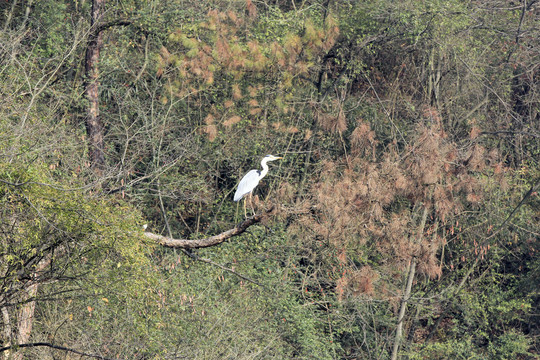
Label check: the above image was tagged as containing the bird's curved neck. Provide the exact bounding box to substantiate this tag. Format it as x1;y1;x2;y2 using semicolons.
259;158;270;179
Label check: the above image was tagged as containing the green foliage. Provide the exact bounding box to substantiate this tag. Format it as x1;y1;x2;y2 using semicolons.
488;331;532;359
1;0;538;358
30;1;71;58
408;331;532;360
408;338;485;360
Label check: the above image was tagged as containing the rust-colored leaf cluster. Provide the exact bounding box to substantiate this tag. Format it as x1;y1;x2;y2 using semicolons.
291;123;499;300
159;9;339;141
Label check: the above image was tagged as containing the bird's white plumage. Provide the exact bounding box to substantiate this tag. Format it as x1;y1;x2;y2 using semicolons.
233;155;282;203
234;170;261;201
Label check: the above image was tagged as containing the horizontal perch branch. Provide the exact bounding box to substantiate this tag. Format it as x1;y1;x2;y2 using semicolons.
143;207;273;249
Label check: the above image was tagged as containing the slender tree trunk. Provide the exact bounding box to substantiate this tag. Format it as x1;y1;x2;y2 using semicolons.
2;0;18;32
3;254;54;360
391;206;429;360
1;307;12;360
84;0;106;171
391;258;417;360
11;284;39;360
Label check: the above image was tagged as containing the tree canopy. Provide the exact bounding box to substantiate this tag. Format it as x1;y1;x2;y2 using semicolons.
1;0;538;359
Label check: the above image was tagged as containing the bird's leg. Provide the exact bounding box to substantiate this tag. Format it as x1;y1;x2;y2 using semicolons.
243;197;247;218
249;193;256;216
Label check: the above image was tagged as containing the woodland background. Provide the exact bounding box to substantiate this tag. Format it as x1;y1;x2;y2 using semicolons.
1;0;539;359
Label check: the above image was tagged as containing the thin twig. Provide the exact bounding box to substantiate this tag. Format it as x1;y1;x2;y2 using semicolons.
424;178;539;342
190;254;262;287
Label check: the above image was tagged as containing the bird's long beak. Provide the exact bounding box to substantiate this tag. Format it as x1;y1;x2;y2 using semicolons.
275;156;283;159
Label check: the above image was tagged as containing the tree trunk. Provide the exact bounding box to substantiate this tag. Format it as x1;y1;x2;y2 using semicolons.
391;258;417;360
2;254;54;360
1;307;12;360
391;206;429;360
11;284;39;360
84;0;106;171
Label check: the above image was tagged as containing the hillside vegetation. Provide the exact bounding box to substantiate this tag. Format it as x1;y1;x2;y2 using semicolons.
1;0;538;359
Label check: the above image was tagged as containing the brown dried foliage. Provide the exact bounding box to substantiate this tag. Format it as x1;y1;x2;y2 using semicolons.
172;8;337;92
316;112;347;134
223;115;242;127
291;124;496;300
246;0;257;18
202;114;217;141
165;9;340;148
203;125;217;142
351;120;377;156
351;266;379;296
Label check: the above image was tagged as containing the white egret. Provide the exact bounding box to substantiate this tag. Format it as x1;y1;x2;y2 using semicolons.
234;155;282;217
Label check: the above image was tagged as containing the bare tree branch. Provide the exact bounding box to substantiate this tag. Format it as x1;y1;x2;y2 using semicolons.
479;130;540;138
424;178;540;343
84;0;106;171
0;342;118;360
189;255;262;286
143;207;274;249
